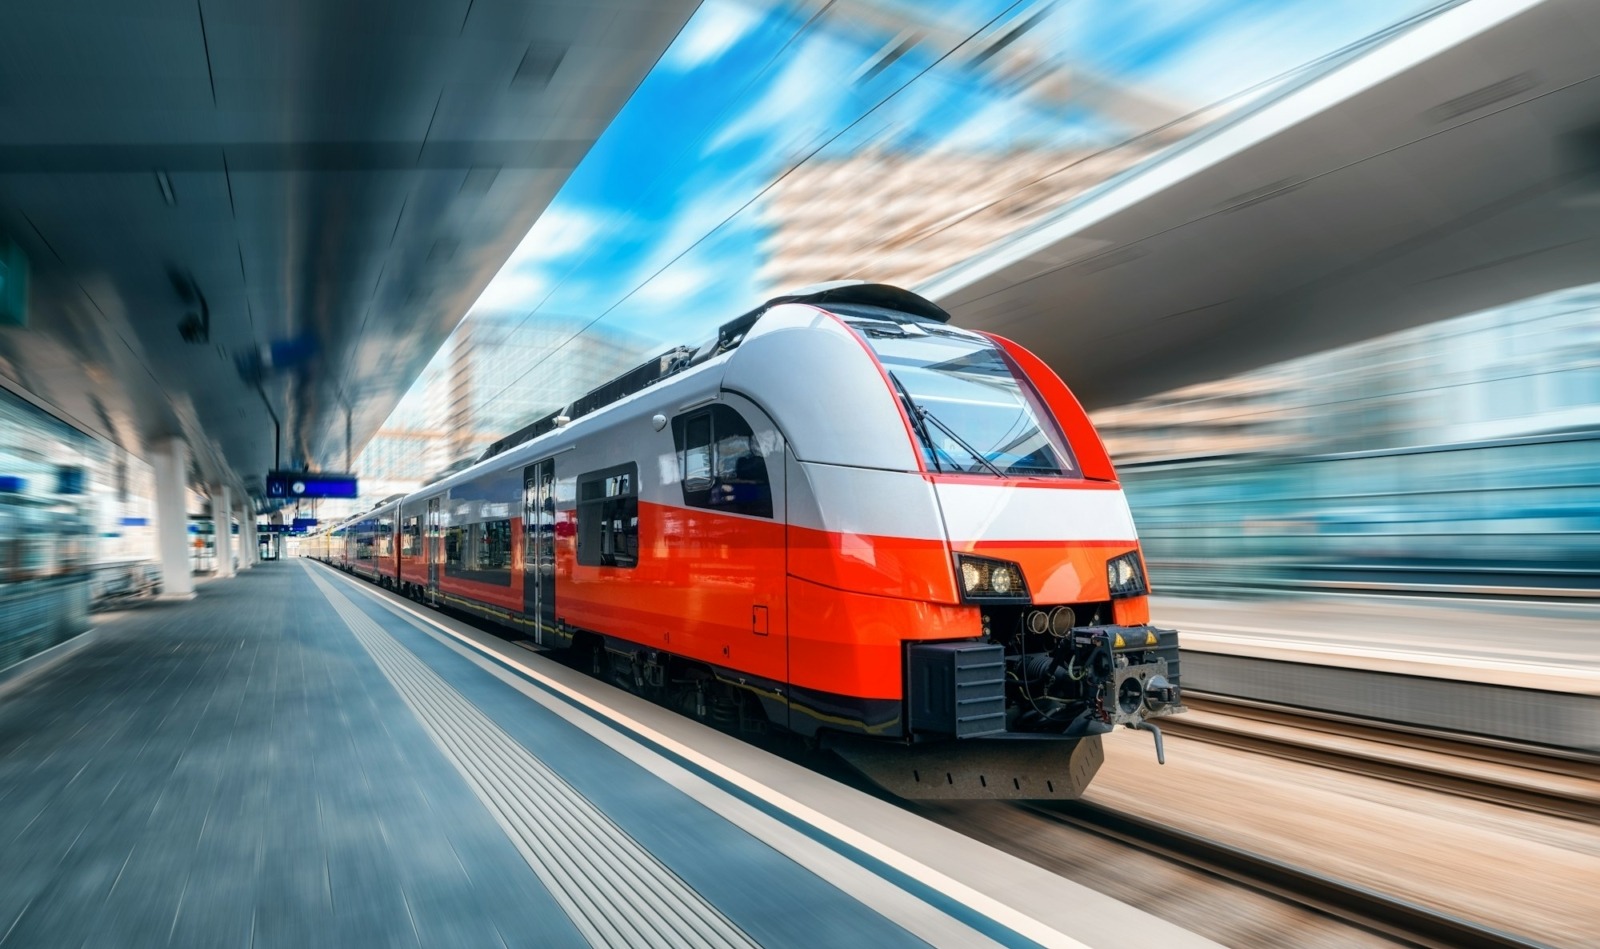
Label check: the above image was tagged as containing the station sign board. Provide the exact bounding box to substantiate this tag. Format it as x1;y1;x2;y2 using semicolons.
258;523;294;534
265;470;358;499
291;517;318;531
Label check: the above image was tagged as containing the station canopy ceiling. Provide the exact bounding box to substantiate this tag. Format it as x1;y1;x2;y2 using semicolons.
922;0;1600;408
0;0;698;500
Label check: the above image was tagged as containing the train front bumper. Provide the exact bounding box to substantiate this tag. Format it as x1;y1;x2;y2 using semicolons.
829;732;1106;800
832;624;1187;800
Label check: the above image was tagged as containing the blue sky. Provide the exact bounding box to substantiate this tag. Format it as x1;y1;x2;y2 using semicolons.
389;0;1438;428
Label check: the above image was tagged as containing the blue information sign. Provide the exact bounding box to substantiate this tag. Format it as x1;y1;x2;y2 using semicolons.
292;517;318;531
265;470;358;499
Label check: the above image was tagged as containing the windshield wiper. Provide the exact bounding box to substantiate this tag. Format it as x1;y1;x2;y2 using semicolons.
889;371;945;472
888;371;1005;477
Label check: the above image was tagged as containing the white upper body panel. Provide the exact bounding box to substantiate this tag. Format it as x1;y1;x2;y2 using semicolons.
786;461;945;540
721;304;919;472
935;482;1138;543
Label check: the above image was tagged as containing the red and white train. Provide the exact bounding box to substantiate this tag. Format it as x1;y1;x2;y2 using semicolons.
308;283;1185;799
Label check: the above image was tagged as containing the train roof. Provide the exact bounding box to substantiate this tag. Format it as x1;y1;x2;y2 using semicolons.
320;282;945;530
474;282;946;465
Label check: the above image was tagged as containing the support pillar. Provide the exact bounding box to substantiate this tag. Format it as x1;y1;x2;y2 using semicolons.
152;438;194;599
246;506;259;566
215;485;235;578
238;505;254;570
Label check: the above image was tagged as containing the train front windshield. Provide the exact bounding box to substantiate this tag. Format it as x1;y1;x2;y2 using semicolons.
845;315;1077;477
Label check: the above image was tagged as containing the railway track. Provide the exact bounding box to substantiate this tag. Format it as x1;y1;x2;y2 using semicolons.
1160;695;1600;824
1023;803;1558;949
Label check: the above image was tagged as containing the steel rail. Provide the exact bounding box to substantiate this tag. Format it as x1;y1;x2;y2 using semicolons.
1022;803;1557;949
1163;697;1600;823
1182;693;1600;765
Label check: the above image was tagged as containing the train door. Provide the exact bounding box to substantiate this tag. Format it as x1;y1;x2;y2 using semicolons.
522;459;556;644
678;393;787;718
426;496;441;605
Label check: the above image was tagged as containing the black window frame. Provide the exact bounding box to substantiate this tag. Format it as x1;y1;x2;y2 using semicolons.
442;498;514;586
577;463;640;568
401;514;421;557
355;518;376;560
473;517;513;573
671;404;773;518
376;514;394;559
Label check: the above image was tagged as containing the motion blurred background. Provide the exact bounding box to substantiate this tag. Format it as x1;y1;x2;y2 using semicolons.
338;0;1600;603
3;0;1596;629
2;3;1597;946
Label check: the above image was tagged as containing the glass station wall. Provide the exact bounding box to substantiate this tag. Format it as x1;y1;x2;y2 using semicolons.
0;385;158;674
1097;284;1600;598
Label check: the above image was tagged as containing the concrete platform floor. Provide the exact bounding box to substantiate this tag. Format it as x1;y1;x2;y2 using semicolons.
0;559;1219;949
1153;593;1600;693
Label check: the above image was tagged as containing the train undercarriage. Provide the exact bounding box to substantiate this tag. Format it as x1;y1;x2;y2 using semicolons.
560;605;1186;802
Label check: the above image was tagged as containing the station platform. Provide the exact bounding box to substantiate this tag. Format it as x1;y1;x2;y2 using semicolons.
1155;594;1600;689
1154;594;1600;752
0;559;1216;949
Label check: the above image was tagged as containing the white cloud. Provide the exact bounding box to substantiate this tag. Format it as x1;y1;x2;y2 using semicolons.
663;0;761;72
468;269;549;314
633;179;757;279
463;204;608;315
704;37;855;154
632;262;717;306
464;203;611;315
940;97;1028;151
506;205;606;266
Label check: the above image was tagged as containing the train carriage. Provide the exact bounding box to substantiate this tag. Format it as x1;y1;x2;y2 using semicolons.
320;283;1186;800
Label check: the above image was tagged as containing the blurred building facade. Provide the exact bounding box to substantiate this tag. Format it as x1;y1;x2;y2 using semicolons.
758;146;1164;291
322;311;649;521
1096;285;1600;463
446;311;649;463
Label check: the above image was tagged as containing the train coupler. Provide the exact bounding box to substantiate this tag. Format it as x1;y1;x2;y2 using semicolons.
1133;720;1166;765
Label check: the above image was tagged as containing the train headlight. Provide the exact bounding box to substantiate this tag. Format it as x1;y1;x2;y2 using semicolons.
955;555;1029;603
1106;551;1148;599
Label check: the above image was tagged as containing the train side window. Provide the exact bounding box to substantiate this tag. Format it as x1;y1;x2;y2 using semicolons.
477;519;512;571
376;516;393;559
577;464;639;568
445;525;463;567
672;405;772;518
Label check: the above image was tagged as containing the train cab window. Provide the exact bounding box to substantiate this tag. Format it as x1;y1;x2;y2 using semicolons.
683;414;712;494
577;464;639;568
672;405;772;518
